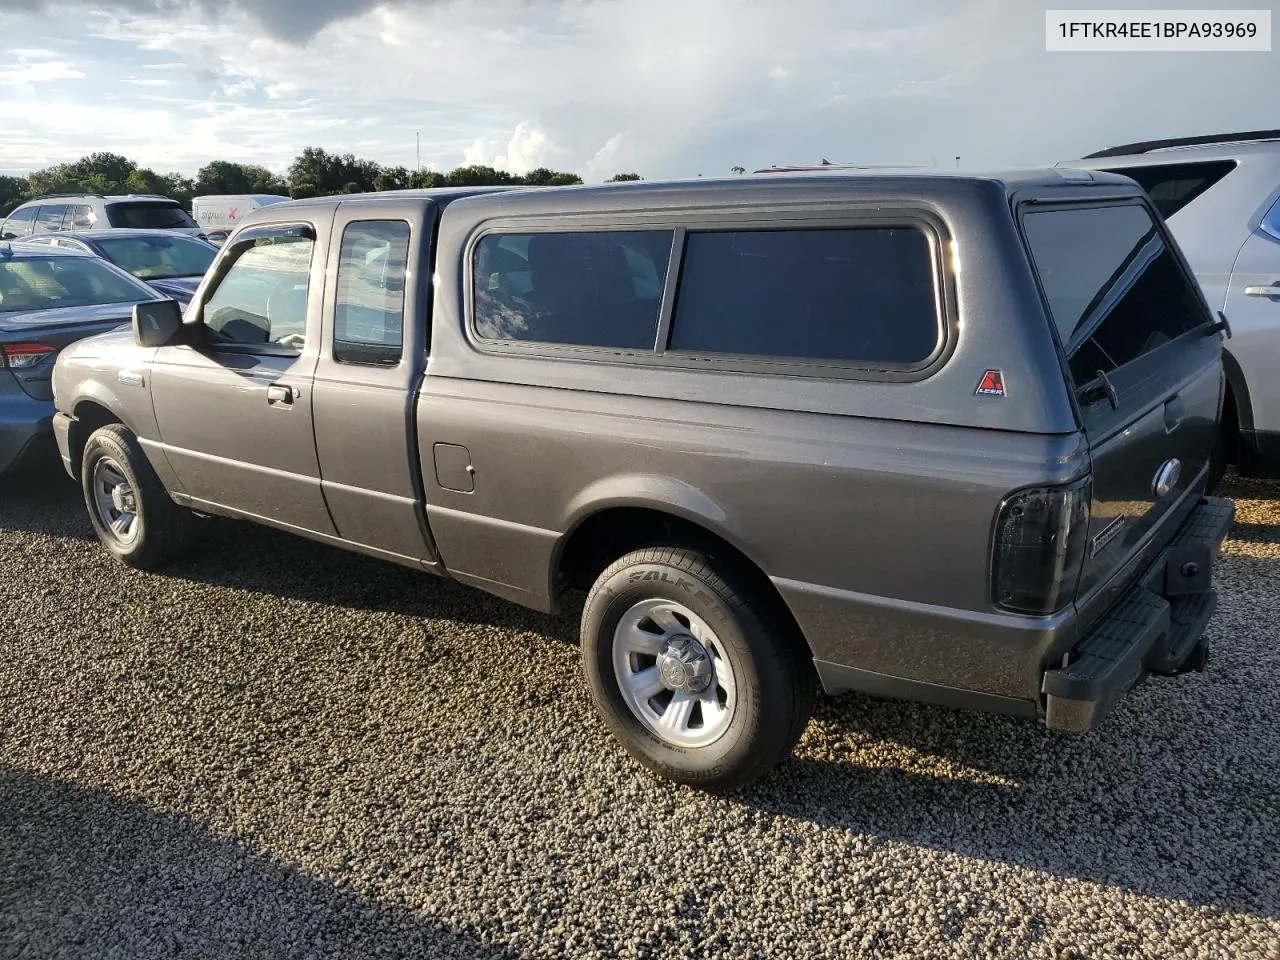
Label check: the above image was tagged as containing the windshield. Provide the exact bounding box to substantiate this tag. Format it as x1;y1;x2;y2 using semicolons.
106;202;199;229
96;234;217;280
0;256;154;313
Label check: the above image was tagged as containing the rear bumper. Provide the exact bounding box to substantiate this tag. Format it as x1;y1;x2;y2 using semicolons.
0;394;53;476
1042;496;1235;732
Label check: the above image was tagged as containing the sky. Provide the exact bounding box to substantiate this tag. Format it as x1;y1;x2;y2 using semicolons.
0;0;1276;181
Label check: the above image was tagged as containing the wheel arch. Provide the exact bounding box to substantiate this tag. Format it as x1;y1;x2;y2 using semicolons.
1221;348;1253;435
553;495;813;660
67;396;133;480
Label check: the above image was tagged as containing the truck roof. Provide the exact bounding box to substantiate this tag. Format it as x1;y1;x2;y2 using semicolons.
257;169;1141;219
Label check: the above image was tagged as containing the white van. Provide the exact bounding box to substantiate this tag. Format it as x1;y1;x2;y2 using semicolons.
191;194;290;235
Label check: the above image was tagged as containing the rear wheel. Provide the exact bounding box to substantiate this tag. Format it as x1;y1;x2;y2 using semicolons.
581;546;816;792
81;424;201;568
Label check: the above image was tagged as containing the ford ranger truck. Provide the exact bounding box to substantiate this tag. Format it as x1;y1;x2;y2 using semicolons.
51;173;1235;792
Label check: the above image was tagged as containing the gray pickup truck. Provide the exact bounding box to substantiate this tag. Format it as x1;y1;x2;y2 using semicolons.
51;173;1235;791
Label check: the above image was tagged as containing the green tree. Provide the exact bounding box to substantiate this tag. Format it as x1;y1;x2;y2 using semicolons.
0;175;28;216
160;172;196;208
730;165;746;175
607;172;642;182
289;182;320;200
24;152;144;198
373;166;411;192
124;168;165;196
444;164;519;187
287;147;380;195
196;160;287;196
408;169;447;190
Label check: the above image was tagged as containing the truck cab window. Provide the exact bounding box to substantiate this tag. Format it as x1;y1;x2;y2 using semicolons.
202;235;314;348
333;220;410;365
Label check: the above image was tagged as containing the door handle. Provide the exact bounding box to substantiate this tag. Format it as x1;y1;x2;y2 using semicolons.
267;384;294;406
1244;283;1280;299
1163;395;1185;433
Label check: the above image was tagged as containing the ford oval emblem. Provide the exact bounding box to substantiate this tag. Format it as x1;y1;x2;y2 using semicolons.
1152;458;1182;498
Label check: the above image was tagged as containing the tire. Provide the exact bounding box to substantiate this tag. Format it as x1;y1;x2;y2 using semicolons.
581;546;817;792
1208;390;1240;492
80;424;201;569
1206;430;1229;493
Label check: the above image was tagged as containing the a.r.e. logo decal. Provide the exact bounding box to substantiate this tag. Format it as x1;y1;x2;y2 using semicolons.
975;369;1006;397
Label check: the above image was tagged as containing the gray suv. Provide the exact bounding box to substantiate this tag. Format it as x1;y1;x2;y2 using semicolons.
1;194;203;240
1062;129;1280;481
51;173;1234;791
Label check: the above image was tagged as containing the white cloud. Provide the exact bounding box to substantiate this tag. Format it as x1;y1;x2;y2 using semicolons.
462;123;568;175
1;0;1278;180
0;58;86;86
265;81;300;100
222;77;256;98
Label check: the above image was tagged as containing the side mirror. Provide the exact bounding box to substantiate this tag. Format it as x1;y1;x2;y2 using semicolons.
132;298;184;348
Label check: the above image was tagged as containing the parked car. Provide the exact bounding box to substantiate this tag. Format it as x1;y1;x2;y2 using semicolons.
52;174;1234;791
1061;129;1280;483
1;194;203;240
192;194;289;235
0;242;162;476
17;230;217;305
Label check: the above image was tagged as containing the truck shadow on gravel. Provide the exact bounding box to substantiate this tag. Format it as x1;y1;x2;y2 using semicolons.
0;766;519;959
747;698;1280;919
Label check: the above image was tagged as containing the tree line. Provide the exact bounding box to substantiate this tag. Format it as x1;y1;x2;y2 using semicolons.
0;149;646;217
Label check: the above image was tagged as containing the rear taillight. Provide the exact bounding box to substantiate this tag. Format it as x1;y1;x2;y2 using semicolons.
0;343;56;369
991;476;1091;615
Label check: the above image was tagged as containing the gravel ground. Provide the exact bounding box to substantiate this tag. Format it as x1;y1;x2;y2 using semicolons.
1;467;1278;960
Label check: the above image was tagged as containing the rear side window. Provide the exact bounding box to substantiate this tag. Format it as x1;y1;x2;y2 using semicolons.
106;202;199;229
669;227;940;366
333;220;410;366
473;230;673;349
1100;161;1236;219
36;205;69;232
66;204;97;230
2;206;38;237
1022;203;1211;385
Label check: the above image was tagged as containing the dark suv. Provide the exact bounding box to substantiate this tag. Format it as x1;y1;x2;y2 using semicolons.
51;172;1234;791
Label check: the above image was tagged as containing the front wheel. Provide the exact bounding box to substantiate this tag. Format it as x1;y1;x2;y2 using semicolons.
81;424;202;569
580;546;816;792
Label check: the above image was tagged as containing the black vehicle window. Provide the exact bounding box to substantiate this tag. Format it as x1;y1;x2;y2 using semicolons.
1100;161;1236;219
334;220;410;366
473;230;673;349
35;205;69;232
2;206;38;237
106;202;199;229
668;227;940;366
1022;203;1211;385
202;235;313;348
95;234;216;280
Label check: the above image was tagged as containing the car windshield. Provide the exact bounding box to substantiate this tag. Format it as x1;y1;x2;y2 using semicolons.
0;256;154;313
106;202;199;229
96;234;217;280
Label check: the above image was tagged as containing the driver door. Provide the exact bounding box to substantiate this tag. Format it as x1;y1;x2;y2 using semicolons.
149;218;337;535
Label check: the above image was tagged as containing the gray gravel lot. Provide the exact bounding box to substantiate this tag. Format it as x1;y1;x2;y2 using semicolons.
1;468;1278;959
